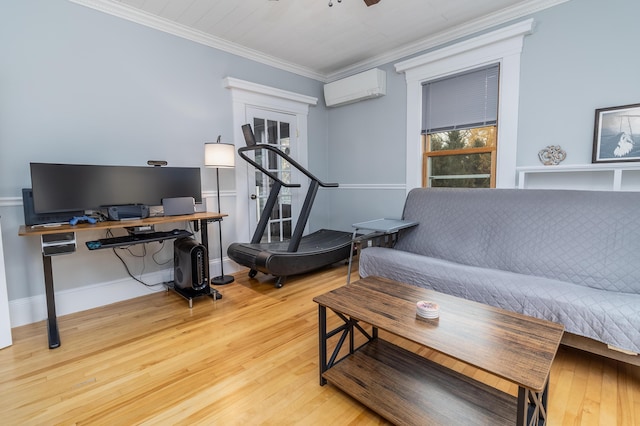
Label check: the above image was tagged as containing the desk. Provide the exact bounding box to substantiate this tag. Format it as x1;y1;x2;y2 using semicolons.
346;218;418;284
19;212;226;349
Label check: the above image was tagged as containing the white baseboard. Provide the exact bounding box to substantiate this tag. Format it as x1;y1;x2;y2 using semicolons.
9;259;241;328
9;271;168;327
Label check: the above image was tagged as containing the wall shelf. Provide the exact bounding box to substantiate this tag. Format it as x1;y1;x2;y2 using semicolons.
517;163;640;191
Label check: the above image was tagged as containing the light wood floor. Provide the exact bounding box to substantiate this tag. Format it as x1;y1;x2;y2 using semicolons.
1;262;638;425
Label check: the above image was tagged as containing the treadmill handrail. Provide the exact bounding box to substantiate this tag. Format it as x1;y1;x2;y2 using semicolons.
238;144;339;188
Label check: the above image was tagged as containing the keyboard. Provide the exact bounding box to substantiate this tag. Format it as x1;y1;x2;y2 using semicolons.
86;229;193;250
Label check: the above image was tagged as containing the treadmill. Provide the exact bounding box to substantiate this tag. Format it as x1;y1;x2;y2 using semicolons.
227;124;353;288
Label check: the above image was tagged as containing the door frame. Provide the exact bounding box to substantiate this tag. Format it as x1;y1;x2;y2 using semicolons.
224;77;317;244
0;218;12;349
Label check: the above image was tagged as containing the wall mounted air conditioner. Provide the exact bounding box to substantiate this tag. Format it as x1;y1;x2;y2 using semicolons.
324;68;386;107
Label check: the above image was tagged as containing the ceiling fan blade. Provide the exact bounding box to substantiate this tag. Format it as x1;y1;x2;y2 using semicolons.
364;0;380;6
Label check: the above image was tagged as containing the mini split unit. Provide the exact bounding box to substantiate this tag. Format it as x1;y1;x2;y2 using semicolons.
323;68;386;107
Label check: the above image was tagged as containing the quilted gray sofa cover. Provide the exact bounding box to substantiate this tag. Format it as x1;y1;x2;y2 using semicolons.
358;188;640;354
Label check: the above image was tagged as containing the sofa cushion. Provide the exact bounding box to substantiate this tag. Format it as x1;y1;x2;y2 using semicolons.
359;246;640;354
395;188;640;294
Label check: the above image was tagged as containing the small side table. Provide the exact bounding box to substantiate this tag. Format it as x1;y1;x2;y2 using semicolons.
347;218;418;284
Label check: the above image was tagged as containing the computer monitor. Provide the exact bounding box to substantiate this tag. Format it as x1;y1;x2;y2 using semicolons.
30;163;202;213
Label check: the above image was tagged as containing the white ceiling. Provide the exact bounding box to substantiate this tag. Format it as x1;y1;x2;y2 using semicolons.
72;0;568;81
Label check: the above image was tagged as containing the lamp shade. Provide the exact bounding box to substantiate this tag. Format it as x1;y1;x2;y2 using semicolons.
204;142;235;168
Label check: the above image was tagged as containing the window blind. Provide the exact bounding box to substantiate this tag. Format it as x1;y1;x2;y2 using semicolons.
422;64;499;134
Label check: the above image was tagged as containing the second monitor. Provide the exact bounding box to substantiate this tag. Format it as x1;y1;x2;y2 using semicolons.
30;162;202;214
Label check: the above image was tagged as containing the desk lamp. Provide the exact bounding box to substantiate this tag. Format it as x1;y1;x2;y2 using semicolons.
205;136;235;285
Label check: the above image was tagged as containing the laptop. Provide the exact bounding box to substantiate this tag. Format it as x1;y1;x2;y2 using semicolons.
162;197;195;216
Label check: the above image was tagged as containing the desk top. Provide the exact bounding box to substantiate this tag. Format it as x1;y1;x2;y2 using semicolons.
18;212;226;237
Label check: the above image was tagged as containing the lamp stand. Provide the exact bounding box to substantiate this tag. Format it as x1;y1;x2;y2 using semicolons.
211;167;234;285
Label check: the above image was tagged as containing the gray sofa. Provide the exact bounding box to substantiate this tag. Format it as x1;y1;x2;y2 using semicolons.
359;188;640;362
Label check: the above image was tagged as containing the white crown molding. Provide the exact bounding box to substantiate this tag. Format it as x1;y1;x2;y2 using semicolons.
68;0;326;82
326;0;569;81
69;0;568;83
394;18;534;73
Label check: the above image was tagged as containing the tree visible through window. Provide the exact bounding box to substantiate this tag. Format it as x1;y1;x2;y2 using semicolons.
422;64;499;188
424;126;496;188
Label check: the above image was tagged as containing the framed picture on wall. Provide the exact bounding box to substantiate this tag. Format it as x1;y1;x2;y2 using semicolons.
593;103;640;163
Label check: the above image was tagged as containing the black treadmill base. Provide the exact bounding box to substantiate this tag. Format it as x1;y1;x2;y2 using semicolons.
228;229;353;280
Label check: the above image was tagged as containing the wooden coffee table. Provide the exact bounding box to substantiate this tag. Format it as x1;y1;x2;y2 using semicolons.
313;276;564;425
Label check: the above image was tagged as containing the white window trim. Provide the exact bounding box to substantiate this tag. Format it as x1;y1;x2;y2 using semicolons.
223;77;317;242
395;19;534;192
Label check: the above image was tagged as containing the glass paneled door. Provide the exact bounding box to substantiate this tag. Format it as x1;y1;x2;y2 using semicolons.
246;108;302;243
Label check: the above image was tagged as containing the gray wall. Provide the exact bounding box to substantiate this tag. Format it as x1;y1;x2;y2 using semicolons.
325;0;640;231
0;0;327;304
517;0;640;165
327;61;409;230
1;0;638;318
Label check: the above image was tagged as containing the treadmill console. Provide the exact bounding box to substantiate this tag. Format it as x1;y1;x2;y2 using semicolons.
242;124;257;146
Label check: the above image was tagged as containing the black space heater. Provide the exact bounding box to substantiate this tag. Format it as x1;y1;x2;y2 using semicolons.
174;237;209;292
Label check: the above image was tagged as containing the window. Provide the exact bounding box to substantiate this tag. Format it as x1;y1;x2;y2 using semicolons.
424;127;497;187
395;19;533;190
422;65;499;188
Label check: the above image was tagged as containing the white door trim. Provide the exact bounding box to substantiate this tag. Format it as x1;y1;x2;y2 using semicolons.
0;219;13;348
395;19;534;191
245;107;300;237
223;77;317;243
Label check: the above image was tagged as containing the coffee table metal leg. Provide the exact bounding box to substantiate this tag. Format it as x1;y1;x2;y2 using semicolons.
318;309;354;385
517;380;549;426
517;387;526;425
319;305;327;386
318;306;377;387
